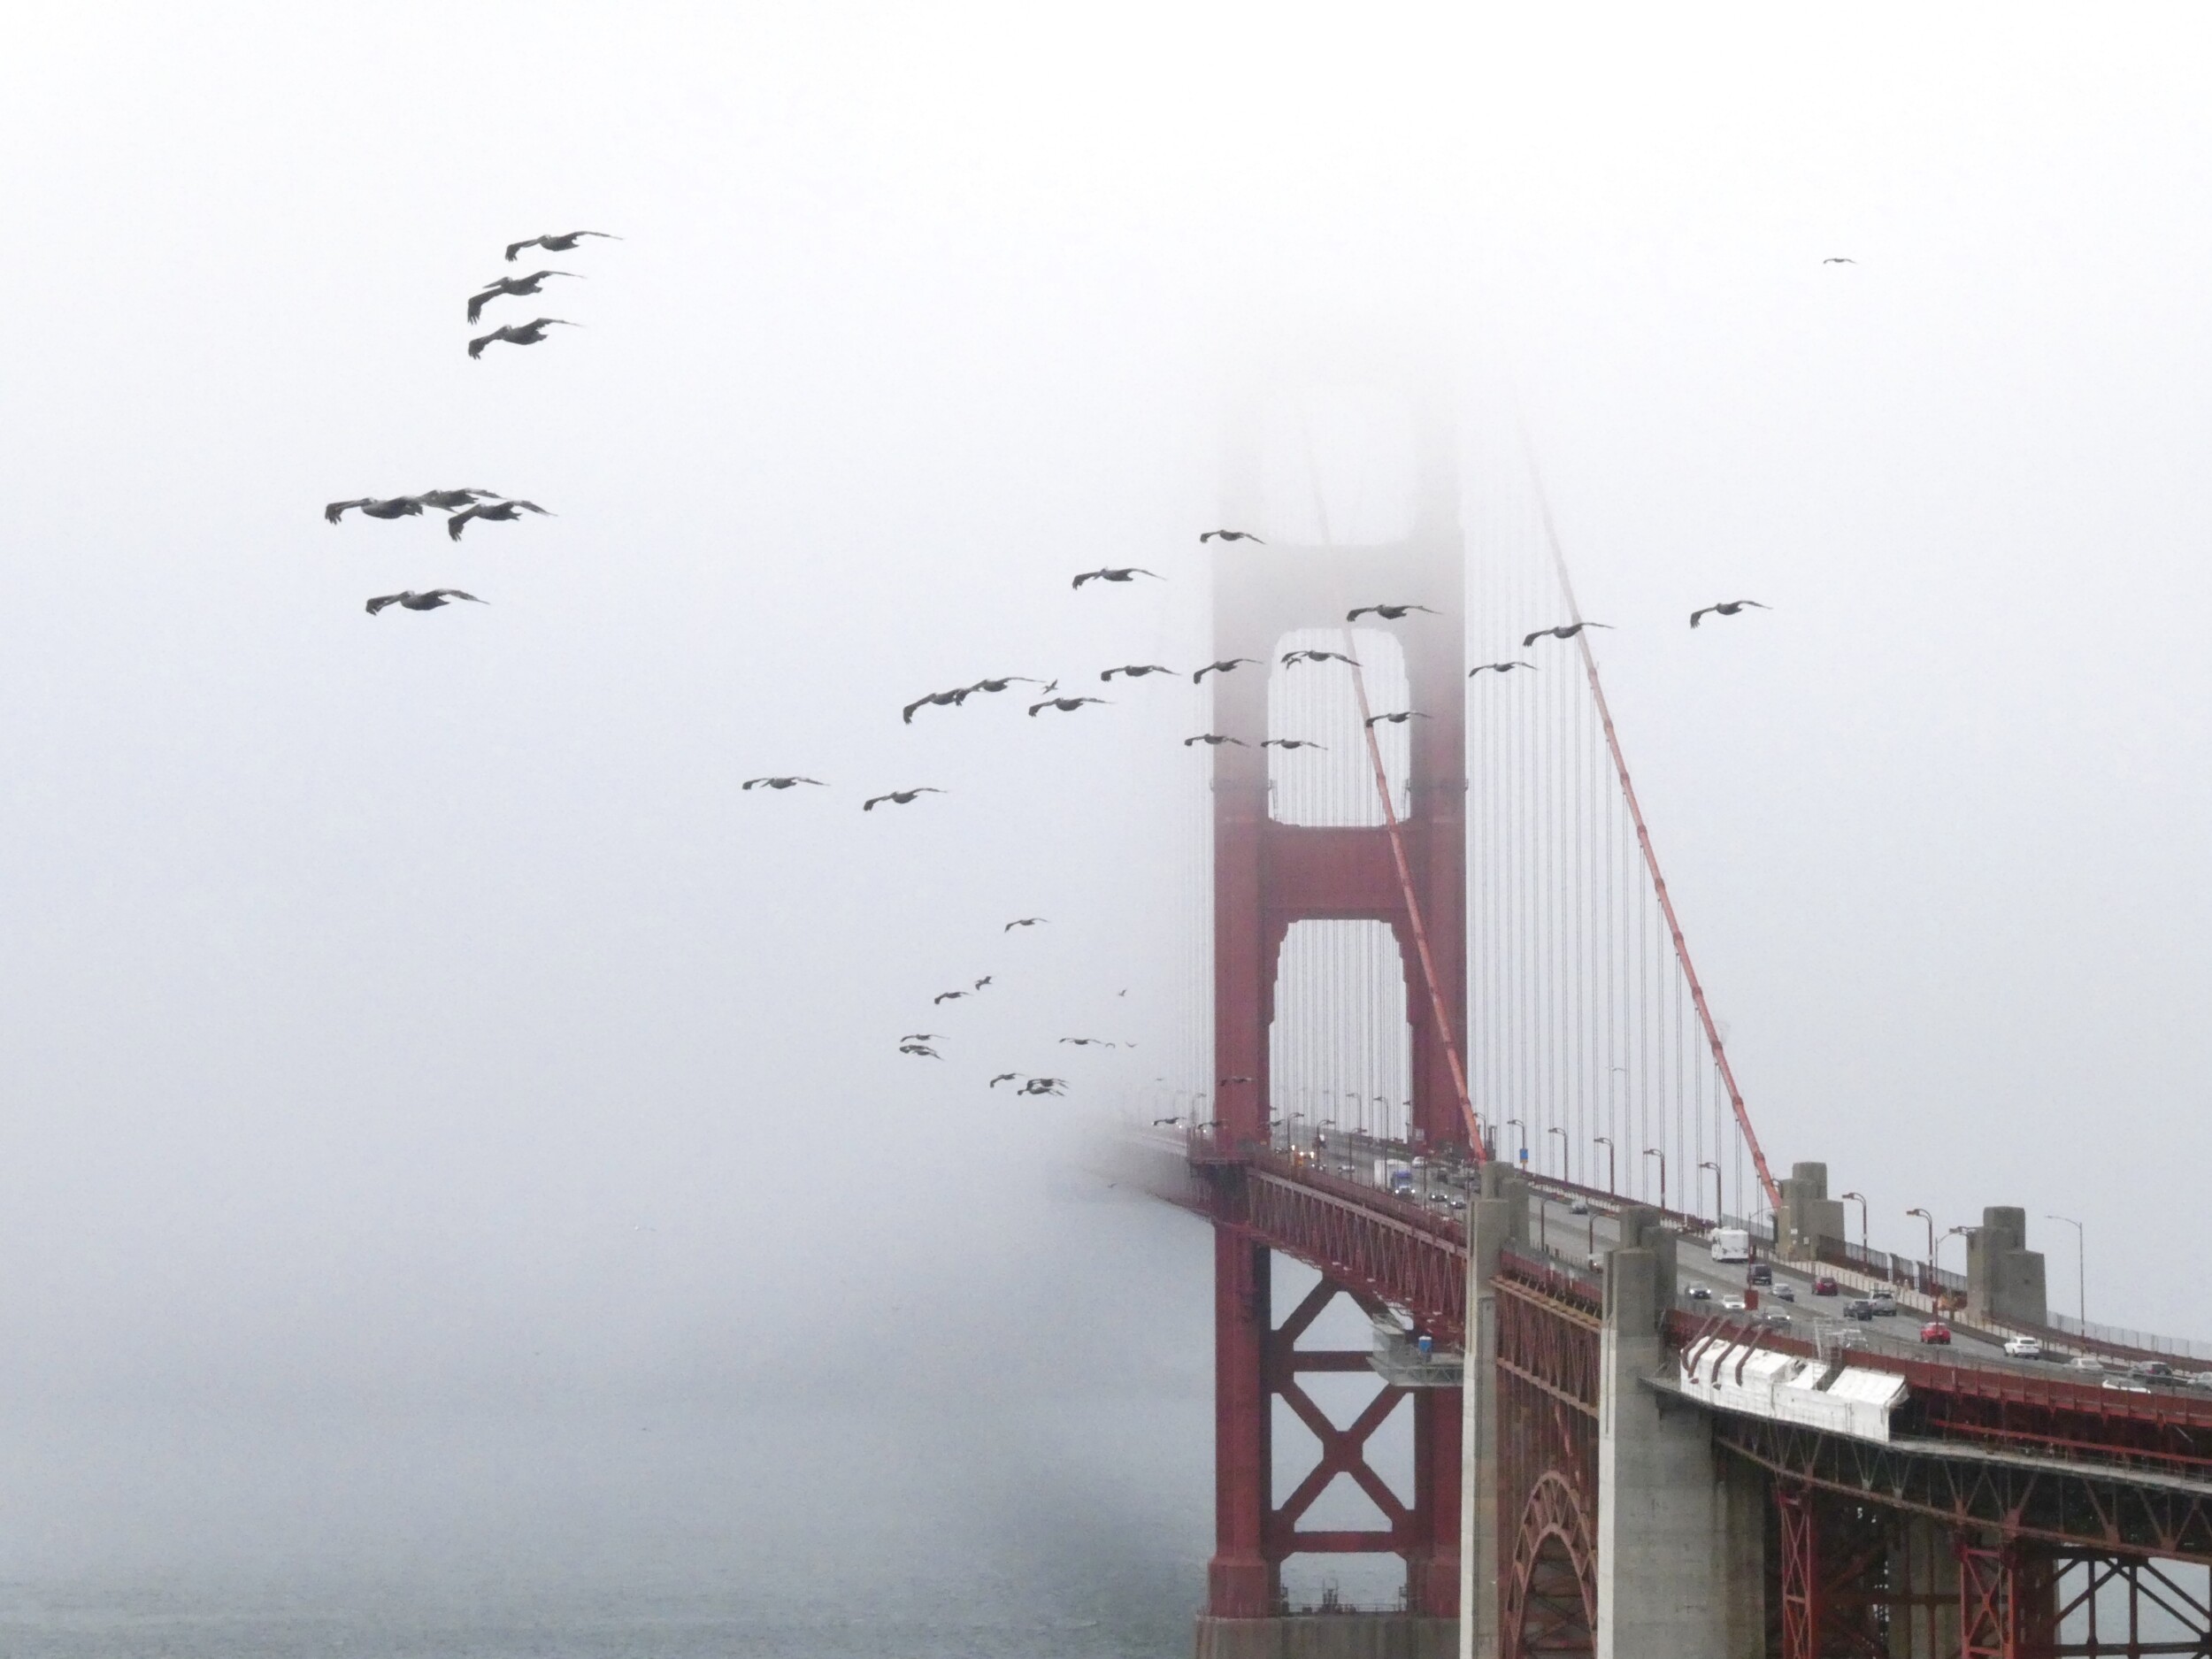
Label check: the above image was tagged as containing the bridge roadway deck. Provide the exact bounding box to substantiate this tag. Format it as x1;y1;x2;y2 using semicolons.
1136;1125;2212;1489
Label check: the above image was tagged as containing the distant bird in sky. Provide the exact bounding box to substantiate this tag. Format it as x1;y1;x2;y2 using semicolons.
902;687;972;724
1347;603;1438;622
898;1043;941;1058
1100;664;1174;680
1003;917;1047;930
741;776;825;790
326;495;426;523
1218;1076;1253;1086
989;1072;1024;1087
1071;567;1160;588
415;488;502;512
863;788;943;810
972;976;993;990
1470;661;1535;676
1522;622;1612;648
933;989;971;1005
1184;733;1245;747
1281;649;1358;669
1060;1037;1117;1048
1152;1116;1182;1126
448;498;551;540
1261;738;1325;750
467;317;580;358
505;231;622;261
1019;1078;1067;1096
1028;696;1109;716
1690;600;1770;628
1193;657;1260;682
466;270;580;324
365;589;484;616
901;1033;942;1043
966;676;1041;695
1364;710;1427;727
1822;256;1856;264
1200;529;1263;543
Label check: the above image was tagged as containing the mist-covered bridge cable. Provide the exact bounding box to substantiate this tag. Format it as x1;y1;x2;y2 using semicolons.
1519;432;1783;1217
1341;631;1484;1163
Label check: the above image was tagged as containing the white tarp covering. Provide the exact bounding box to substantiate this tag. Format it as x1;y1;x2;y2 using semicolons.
1678;1334;1909;1443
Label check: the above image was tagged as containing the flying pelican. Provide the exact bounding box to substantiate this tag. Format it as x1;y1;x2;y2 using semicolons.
1071;567;1161;588
1019;1078;1067;1095
1192;658;1259;682
325;495;426;523
1100;664;1174;680
1470;661;1535;676
365;589;485;616
972;977;993;990
1689;600;1770;628
1028;696;1109;716
862;788;944;810
1822;256;1856;265
1199;529;1263;542
1363;710;1427;727
741;776;825;790
933;989;971;1004
901;1033;943;1043
504;231;622;261
1059;1037;1117;1048
448;499;551;540
1183;733;1245;747
466;318;580;358
966;676;1041;695
902;687;972;724
1346;603;1438;622
1260;738;1325;749
899;1043;941;1058
466;271;581;324
1003;917;1048;930
1522;622;1612;648
989;1072;1025;1087
1281;649;1358;669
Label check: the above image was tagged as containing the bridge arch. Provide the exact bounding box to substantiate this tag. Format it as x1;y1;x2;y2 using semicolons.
1502;1471;1596;1658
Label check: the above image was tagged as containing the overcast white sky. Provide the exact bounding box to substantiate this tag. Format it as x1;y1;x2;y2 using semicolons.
1;0;2209;1595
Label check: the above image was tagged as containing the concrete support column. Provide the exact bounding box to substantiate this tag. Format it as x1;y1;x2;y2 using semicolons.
1594;1244;1758;1659
1458;1167;1524;1659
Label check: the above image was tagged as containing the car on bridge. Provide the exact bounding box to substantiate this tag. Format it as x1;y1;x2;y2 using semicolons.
1919;1321;1951;1345
1812;1276;1839;1296
1845;1299;1877;1321
2002;1335;2046;1361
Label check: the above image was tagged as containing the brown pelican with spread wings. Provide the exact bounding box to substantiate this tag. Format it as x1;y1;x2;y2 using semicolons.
466;318;580;358
448;499;551;540
1522;622;1612;648
365;589;485;616
467;270;581;324
1192;657;1259;682
504;231;622;262
1071;567;1161;588
1028;696;1109;716
326;495;426;523
1346;603;1438;622
741;776;825;790
1689;600;1770;628
863;788;944;810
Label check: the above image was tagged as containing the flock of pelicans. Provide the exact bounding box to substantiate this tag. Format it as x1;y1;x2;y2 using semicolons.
325;230;618;614
741;526;1770;1082
324;251;1776;1087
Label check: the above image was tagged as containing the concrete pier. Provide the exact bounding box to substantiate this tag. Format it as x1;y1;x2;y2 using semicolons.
1594;1210;1763;1659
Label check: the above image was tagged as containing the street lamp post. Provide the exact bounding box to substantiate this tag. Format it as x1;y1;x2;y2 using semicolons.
1840;1192;1870;1258
1505;1118;1527;1166
1643;1148;1667;1215
1697;1159;1722;1225
2047;1214;2085;1334
1594;1135;1616;1194
1906;1208;1937;1284
1548;1125;1569;1184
